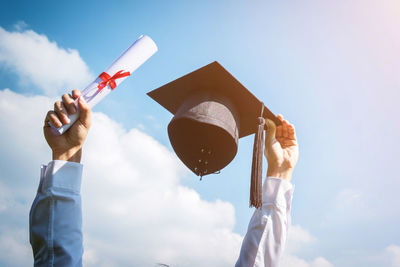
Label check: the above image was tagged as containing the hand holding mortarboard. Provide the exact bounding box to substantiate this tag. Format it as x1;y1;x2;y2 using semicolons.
265;115;299;182
148;61;292;208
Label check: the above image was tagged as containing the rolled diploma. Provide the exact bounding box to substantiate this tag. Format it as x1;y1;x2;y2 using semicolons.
50;35;158;135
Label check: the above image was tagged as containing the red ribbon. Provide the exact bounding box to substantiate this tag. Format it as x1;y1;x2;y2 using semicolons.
97;70;131;91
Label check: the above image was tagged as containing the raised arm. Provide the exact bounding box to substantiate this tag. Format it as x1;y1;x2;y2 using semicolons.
236;115;299;267
29;90;91;266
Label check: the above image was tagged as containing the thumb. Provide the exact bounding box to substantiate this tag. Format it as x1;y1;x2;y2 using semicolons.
77;97;91;129
265;119;276;148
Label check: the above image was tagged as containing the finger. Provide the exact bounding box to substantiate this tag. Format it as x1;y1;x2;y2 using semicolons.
276;136;284;143
54;101;70;125
276;125;283;138
62;93;77;114
277;114;284;122
285;139;298;147
71;89;81;99
44;111;50;126
78;97;91;129
265;119;276;148
287;123;297;140
282;120;289;138
46;110;62;128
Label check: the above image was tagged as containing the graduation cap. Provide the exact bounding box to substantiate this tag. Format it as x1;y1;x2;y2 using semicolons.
147;61;281;208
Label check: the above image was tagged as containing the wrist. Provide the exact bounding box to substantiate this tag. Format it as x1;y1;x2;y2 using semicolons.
52;147;82;163
267;168;293;181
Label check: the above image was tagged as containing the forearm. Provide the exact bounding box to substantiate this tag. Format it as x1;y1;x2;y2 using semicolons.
235;177;294;267
29;160;84;267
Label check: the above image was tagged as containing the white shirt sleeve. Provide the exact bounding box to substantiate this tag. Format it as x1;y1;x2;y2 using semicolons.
235;177;294;267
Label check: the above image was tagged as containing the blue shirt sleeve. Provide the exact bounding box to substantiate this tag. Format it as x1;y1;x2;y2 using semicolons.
29;160;84;267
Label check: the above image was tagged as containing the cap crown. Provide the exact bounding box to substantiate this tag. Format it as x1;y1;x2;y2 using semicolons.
168;91;239;176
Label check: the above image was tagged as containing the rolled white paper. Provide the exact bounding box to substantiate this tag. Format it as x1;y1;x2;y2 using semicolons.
50;35;158;135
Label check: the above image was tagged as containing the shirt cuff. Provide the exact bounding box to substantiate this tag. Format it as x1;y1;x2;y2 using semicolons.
262;177;294;210
40;160;83;194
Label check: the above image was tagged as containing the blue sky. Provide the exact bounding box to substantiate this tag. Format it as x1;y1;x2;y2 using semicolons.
0;0;400;266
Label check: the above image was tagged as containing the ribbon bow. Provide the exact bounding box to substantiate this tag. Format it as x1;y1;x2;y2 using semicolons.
97;70;131;91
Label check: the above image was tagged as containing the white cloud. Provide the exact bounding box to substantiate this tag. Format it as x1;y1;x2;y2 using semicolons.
322;189;377;228
344;244;400;267
81;110;243;266
0;89;242;267
0;26;93;96
285;224;316;254
282;255;334;267
0;230;31;266
0;87;336;267
386;245;400;267
13;21;28;32
281;225;334;267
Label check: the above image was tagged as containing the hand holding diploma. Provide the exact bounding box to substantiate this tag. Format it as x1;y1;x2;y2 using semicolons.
49;35;157;135
44;89;91;163
43;35;157;162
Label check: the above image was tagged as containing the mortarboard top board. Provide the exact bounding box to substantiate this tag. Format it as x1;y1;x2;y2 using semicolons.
147;61;281;137
147;61;281;208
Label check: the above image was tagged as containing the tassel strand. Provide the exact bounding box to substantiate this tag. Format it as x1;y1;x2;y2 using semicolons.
250;104;265;208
